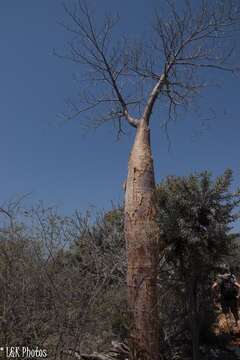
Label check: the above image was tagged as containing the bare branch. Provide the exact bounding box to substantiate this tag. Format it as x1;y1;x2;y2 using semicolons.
0;207;12;219
60;0;240;130
143;72;168;122
59;1;139;130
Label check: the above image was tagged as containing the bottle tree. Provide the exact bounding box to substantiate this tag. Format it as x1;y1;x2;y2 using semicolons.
59;1;240;359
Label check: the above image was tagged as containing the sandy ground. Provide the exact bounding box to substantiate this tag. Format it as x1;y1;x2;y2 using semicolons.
214;312;240;358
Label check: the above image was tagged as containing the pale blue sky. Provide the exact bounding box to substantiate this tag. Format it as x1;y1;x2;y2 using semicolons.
1;1;240;229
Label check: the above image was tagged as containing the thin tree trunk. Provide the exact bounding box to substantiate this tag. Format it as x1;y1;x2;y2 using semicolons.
124;119;160;360
190;278;199;360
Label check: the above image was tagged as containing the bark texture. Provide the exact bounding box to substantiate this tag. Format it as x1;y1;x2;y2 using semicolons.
124;119;160;360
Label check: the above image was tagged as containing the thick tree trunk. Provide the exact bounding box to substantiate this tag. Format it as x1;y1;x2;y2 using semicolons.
124;119;160;360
